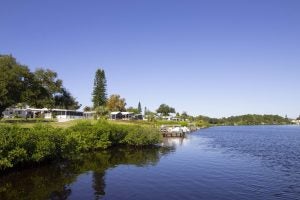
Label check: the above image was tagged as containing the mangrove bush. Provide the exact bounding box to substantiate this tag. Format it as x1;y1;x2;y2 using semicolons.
0;120;162;171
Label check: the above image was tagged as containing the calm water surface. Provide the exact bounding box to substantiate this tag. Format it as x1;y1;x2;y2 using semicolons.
1;125;300;200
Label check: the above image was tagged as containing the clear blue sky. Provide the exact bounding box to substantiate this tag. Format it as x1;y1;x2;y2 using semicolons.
1;0;300;118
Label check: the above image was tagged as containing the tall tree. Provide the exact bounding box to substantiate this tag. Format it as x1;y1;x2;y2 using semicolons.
156;104;175;116
0;55;32;116
181;111;188;120
32;68;63;108
0;55;81;116
106;94;126;112
54;88;81;110
138;101;142;114
92;69;107;108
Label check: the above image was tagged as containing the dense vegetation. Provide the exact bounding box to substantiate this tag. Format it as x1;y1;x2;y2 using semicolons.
0;120;162;171
0;55;80;116
156;104;176;116
194;114;291;126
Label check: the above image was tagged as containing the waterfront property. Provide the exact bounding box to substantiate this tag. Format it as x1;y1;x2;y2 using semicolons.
156;113;185;122
109;111;143;120
2;107;145;122
110;111;123;120
83;111;96;119
46;109;83;122
2;107;50;118
2;107;83;122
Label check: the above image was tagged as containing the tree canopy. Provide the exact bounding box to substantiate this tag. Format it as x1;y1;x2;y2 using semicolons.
127;107;139;114
106;94;126;112
156;104;175;116
0;55;80;116
0;55;32;115
54;88;81;110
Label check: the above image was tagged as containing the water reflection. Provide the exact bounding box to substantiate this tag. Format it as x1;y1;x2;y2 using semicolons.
162;137;185;147
0;146;174;200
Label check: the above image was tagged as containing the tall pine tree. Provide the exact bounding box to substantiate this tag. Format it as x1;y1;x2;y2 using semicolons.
92;69;107;108
138;101;142;114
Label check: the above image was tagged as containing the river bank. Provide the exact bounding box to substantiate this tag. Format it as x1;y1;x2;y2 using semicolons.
1;126;300;199
0;120;162;171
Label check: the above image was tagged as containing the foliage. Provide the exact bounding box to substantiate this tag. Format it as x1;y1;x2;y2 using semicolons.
32;68;63;108
127;107;139;114
54;88;81;110
195;120;210;128
122;126;161;146
0;55;80;116
181;111;188;120
0;55;32;116
0;120;162;171
195;114;291;125
106;94;126;112
92;69;107;108
94;106;109;119
156;104;175;116
83;106;92;112
138;102;142;114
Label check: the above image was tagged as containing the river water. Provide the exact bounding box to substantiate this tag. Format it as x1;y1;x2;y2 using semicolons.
1;125;300;200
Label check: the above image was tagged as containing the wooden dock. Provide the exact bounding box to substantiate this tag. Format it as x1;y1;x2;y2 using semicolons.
160;126;186;137
160;124;199;137
161;131;186;137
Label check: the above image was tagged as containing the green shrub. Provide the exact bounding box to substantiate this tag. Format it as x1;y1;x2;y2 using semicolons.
0;121;162;171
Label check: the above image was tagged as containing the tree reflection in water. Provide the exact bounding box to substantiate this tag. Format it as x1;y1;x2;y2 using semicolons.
0;145;174;200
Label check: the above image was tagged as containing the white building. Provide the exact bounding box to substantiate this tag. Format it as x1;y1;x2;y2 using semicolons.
46;109;83;122
109;111;142;120
2;107;83;122
2;107;49;118
83;111;96;119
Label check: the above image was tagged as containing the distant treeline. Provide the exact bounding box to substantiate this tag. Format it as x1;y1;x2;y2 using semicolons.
194;114;291;126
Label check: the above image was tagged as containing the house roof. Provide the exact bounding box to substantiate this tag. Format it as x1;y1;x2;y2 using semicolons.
121;112;134;115
110;111;121;115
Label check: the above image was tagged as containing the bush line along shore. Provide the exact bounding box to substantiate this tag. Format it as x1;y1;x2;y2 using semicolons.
0;120;162;171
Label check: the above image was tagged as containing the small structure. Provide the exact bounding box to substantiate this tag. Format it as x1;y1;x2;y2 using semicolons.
2;107;83;122
109;111;143;120
83;111;96;119
110;112;123;120
158;113;183;121
46;109;83;122
134;114;143;120
121;112;134;120
160;125;192;137
3;107;49;118
292;119;300;125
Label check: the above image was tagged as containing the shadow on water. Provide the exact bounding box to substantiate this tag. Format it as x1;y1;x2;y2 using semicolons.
0;145;174;200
